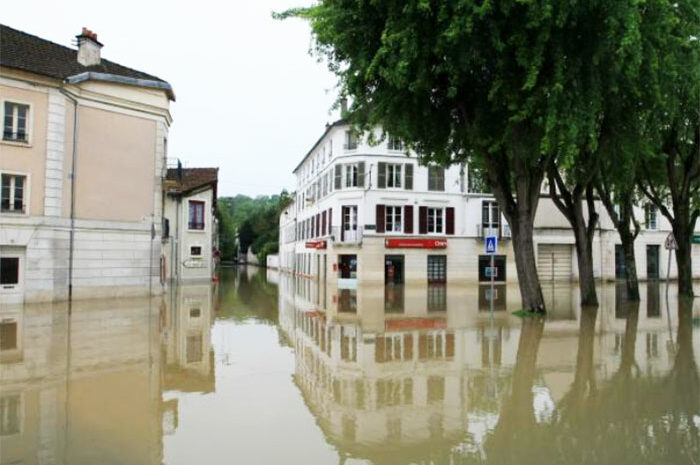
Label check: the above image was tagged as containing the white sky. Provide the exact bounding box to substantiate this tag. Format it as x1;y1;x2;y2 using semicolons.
3;1;339;197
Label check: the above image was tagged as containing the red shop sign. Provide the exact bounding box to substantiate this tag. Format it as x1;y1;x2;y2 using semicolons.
385;238;447;249
306;240;327;249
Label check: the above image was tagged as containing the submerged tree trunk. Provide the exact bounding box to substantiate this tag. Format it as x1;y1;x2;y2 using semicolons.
674;221;694;297
484;150;548;312
596;181;641;301
621;235;640;300
549;169;599;307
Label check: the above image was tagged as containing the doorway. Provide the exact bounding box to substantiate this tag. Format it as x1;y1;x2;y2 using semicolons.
615;244;626;279
384;255;404;285
646;245;659;279
339;254;357;279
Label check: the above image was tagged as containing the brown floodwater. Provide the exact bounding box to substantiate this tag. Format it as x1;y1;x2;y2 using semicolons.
1;266;699;465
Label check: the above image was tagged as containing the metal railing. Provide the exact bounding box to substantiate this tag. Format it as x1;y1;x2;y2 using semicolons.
331;225;363;244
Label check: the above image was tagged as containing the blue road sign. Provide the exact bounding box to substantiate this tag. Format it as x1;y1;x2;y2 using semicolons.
485;235;498;255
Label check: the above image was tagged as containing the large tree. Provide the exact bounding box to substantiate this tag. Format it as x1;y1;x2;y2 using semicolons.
279;0;645;311
637;0;699;297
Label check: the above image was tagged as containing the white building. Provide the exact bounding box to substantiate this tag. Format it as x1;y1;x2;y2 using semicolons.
279;119;700;287
162;164;219;282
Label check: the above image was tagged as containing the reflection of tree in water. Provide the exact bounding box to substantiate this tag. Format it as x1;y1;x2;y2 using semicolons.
454;299;699;465
214;267;279;323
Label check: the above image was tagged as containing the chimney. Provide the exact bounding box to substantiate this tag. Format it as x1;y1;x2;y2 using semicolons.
76;27;103;67
340;97;348;118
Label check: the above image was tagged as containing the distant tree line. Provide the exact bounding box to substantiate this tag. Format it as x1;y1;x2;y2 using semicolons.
278;0;699;311
216;191;292;264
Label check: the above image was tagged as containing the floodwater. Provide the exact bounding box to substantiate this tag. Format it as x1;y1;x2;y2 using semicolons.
1;267;699;465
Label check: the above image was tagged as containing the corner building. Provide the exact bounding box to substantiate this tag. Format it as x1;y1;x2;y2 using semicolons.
279;119;700;290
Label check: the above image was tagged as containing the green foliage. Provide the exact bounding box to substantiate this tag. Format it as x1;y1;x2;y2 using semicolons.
216;191;292;264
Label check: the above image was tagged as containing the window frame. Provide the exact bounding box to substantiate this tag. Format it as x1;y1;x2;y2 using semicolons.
427;207;445;234
1;100;32;146
344;130;358;150
428;166;445;192
645;205;657;230
0;171;30;215
387;135;403;151
188;200;206;231
345;163;359;188
385;206;403;233
386;163;403;189
189;245;203;257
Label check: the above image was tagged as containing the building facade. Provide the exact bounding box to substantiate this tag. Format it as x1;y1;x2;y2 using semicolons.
279;119;700;288
0;25;174;304
162;165;219;282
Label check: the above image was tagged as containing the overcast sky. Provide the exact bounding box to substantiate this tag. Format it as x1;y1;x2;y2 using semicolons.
4;1;339;197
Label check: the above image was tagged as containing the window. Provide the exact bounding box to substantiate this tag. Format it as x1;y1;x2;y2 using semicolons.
482;200;499;230
388;135;403;151
428;166;445;191
190;246;202;257
0;395;21;436
188;201;205;230
1;174;26;213
186;334;203;363
387;164;402;188
427;208;444;233
645;205;657;230
385;206;403;232
345;164;358;188
3;102;29;143
189;308;201;318
427;255;447;283
344;130;358;150
0;257;19;286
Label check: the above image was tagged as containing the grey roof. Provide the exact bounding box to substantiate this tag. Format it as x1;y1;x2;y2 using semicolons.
0;24;174;99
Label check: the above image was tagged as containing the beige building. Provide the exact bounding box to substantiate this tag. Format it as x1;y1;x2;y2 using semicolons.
162;165;219;282
0;24;174;304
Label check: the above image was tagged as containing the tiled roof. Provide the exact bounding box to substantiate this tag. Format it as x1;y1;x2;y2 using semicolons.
0;24;168;84
166;168;218;194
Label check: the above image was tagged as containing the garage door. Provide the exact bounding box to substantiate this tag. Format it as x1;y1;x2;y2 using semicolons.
538;244;573;281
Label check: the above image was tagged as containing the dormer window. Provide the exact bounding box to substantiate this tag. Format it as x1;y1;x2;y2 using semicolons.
388;135;403;151
3;102;29;143
344;130;358;150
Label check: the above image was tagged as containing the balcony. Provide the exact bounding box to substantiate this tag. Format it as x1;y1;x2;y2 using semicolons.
331;226;363;245
476;223;511;240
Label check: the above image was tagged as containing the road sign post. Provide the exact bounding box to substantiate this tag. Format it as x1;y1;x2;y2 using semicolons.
664;233;678;299
485;235;498;317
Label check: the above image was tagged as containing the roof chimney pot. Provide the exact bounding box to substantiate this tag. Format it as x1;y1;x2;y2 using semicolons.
76;26;103;67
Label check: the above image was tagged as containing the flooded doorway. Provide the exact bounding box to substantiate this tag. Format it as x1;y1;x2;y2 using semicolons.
384;255;404;285
646;244;659;279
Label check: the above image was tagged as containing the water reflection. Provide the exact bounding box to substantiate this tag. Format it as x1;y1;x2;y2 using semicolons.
1;270;698;464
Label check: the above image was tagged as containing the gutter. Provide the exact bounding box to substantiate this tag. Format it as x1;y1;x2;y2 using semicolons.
59;87;79;303
65;72;176;101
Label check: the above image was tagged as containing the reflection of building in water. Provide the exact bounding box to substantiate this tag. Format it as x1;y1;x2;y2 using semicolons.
161;284;215;393
0;298;163;465
277;274;699;462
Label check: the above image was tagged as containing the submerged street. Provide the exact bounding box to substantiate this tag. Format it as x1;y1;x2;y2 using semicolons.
1;267;699;465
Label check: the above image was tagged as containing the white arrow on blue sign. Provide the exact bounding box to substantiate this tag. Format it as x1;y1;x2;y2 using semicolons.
485;236;498;255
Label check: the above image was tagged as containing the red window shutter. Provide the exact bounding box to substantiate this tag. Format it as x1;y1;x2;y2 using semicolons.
404;205;413;233
419;206;428;234
446;207;455;235
376;204;386;233
322;211;327;235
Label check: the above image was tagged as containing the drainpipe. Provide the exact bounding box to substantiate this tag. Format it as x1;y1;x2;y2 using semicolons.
59;88;79;303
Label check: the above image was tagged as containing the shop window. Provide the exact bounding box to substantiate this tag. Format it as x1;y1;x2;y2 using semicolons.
427;255;446;283
0;257;19;285
478;255;506;282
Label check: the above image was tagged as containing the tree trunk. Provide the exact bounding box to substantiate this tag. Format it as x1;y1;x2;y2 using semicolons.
511;217;546;311
484;150;548;312
674;224;694;297
621;232;640;301
572;205;598;307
